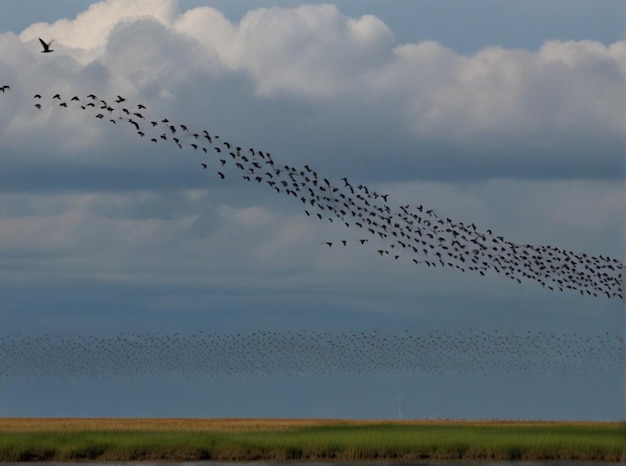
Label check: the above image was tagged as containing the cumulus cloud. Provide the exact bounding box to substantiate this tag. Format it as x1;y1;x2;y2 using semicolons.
0;0;621;304
19;0;177;55
10;0;622;130
0;0;619;192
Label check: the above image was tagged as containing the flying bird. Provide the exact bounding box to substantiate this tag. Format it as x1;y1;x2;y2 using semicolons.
38;38;54;53
39;87;623;301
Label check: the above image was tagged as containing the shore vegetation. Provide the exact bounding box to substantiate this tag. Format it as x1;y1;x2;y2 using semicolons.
0;418;621;462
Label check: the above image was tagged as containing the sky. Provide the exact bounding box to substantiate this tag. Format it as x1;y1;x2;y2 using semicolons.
0;0;623;420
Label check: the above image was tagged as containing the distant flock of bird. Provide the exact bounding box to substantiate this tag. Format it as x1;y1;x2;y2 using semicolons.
2;86;620;300
0;330;620;380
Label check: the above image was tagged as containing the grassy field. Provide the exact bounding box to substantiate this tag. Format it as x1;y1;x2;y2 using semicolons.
0;418;622;462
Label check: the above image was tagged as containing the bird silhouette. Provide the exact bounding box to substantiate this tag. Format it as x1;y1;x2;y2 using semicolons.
0;329;619;380
38;38;54;53
41;89;623;301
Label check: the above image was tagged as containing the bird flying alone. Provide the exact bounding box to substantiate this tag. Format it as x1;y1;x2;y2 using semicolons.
39;38;54;53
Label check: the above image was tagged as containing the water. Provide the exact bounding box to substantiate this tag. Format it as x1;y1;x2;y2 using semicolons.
3;462;621;466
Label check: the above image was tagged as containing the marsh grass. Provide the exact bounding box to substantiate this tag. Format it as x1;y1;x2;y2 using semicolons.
0;419;621;462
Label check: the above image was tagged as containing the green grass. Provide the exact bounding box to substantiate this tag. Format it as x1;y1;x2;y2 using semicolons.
0;422;621;462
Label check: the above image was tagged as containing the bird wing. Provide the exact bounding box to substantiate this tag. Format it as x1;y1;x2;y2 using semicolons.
38;38;53;50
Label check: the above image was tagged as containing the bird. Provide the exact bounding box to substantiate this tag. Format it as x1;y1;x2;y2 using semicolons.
38;38;54;53
42;88;623;301
0;85;9;93
0;328;619;381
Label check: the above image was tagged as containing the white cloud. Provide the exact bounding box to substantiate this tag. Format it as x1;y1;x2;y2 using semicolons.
19;0;177;55
2;0;619;171
0;0;621;302
387;40;624;138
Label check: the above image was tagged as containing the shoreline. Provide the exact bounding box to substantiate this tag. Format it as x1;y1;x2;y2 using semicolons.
0;418;622;462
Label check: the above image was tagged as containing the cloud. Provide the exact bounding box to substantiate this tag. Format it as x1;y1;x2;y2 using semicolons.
223;5;394;98
19;0;177;55
0;1;622;423
0;0;621;301
0;0;618;192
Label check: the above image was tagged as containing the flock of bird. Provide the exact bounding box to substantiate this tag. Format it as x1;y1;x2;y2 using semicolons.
9;87;622;300
0;330;620;380
0;39;623;383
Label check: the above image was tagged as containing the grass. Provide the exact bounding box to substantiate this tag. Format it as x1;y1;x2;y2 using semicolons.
0;418;622;462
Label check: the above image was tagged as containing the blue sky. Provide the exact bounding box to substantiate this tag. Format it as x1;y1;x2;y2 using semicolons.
0;0;623;420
